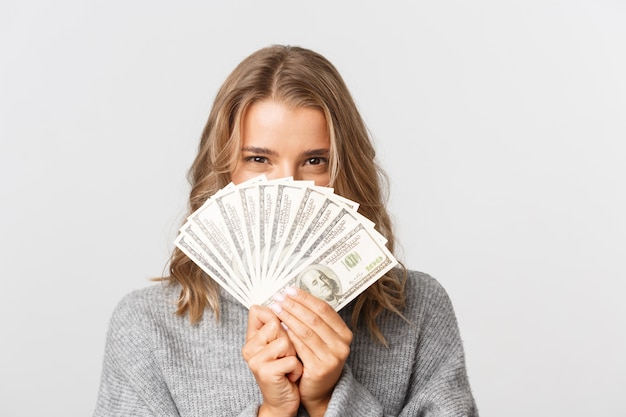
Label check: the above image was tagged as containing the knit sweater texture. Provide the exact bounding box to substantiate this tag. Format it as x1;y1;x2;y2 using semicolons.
94;270;478;416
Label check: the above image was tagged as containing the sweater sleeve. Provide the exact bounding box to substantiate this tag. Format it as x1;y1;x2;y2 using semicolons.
323;275;478;417
402;278;478;416
93;294;180;417
323;364;384;416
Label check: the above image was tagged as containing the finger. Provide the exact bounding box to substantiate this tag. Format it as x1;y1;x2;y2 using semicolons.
269;298;323;359
243;307;294;361
283;324;344;402
285;287;352;341
245;334;296;365
246;304;283;340
244;340;300;387
245;339;303;387
267;355;302;382
273;288;352;345
282;325;316;364
270;309;348;367
243;323;294;360
286;364;303;383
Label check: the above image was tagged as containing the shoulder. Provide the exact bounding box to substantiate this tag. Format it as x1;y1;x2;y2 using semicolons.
96;284;191;416
401;269;461;328
119;281;178;305
107;282;181;337
113;282;178;316
403;269;453;305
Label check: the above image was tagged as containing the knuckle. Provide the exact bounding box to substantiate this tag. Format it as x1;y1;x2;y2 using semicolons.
241;346;251;360
243;349;256;365
309;314;322;327
262;316;281;336
316;301;333;315
337;344;350;360
331;356;343;369
275;335;290;352
248;304;263;317
286;355;302;369
329;341;350;360
299;326;313;339
242;340;264;362
343;329;354;344
283;297;296;309
265;317;280;331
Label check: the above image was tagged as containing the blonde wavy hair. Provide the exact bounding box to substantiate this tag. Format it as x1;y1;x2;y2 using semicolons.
168;45;407;344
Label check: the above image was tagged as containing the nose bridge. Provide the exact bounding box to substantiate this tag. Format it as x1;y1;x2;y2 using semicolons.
276;159;299;180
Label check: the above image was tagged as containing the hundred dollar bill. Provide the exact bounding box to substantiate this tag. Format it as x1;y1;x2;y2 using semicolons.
189;189;253;288
273;196;372;283
175;232;250;307
257;178;294;282
236;183;261;288
259;222;398;310
264;181;314;280
175;175;268;305
269;185;333;280
174;176;397;311
178;219;254;296
214;188;256;283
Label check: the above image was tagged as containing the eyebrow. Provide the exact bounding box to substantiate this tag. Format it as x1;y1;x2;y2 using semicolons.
302;148;330;157
241;146;329;157
241;146;278;156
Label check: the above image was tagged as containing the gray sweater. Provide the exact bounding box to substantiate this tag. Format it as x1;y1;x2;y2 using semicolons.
94;270;478;416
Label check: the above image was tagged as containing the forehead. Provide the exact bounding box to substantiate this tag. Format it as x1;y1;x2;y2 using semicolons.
243;99;325;123
240;100;329;144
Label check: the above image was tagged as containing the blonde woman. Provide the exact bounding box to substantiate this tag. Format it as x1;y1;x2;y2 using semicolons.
94;45;478;417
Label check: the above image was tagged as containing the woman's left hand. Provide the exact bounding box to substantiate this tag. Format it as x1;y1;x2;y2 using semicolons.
270;287;353;417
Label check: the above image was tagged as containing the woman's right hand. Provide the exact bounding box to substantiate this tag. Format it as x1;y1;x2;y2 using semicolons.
242;305;303;417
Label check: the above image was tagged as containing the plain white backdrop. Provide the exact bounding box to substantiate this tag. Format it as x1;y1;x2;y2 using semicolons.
1;1;625;416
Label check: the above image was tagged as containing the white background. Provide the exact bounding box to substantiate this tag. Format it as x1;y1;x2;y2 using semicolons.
1;1;625;416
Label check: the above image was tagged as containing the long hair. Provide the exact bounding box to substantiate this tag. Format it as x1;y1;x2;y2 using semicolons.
168;45;407;344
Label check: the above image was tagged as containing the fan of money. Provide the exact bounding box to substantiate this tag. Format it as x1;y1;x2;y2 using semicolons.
175;176;398;311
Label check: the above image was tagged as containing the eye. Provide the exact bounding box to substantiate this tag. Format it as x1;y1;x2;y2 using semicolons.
244;156;269;164
305;157;328;166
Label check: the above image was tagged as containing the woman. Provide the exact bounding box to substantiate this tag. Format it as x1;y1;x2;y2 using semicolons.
94;45;478;416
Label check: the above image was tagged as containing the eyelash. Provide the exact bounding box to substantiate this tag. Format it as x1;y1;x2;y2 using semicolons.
245;156;268;164
244;156;328;166
305;157;328;166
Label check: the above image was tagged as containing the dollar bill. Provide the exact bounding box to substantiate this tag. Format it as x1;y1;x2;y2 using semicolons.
175;232;251;307
260;222;397;310
174;177;398;311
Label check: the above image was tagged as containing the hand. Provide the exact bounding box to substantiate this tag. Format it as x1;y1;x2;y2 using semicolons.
270;287;353;417
242;305;303;417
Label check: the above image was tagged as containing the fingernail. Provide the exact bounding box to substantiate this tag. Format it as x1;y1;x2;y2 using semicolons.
285;286;297;296
281;322;289;331
270;302;282;314
273;292;285;302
